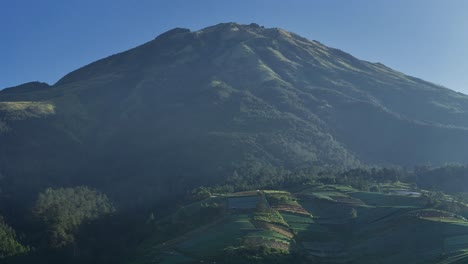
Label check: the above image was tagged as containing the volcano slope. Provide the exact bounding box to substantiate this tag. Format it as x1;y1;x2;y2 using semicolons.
1;23;468;203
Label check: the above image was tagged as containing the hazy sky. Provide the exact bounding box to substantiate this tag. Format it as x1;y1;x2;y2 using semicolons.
1;0;468;94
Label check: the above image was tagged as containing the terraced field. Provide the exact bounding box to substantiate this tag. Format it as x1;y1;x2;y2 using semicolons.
177;214;256;256
128;184;468;264
437;250;468;264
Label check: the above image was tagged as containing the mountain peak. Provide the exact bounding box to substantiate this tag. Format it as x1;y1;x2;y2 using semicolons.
155;27;191;40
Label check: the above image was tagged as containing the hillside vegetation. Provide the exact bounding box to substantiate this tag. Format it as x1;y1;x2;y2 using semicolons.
129;181;468;264
1;23;468;205
1;22;468;263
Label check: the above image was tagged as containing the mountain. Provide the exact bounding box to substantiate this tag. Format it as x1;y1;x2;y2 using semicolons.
1;22;468;204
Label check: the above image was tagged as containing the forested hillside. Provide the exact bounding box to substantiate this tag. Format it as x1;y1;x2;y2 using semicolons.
1;23;468;263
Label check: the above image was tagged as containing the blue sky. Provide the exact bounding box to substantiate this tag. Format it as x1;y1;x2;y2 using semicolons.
1;0;468;94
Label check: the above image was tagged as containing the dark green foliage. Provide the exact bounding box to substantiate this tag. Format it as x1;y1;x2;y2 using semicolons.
423;190;466;216
369;185;381;192
0;217;28;258
253;210;288;227
416;164;468;193
4;164;468;263
325;167;407;191
265;192;297;206
190;187;211;201
33;186;114;248
212;163;316;193
424;191;446;208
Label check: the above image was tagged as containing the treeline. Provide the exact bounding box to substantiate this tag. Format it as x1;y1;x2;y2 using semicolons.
201;163;468;195
0;217;29;259
0;184;182;264
0;186;119;263
204;163;413;194
414;164;468;193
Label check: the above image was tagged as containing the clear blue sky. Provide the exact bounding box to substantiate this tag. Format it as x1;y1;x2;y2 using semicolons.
1;0;468;94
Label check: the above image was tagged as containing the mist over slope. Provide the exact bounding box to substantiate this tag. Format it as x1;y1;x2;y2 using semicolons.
1;22;468;202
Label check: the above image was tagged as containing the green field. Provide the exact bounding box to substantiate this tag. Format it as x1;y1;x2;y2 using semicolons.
128;184;468;264
177;214;256;256
245;230;290;241
349;191;425;208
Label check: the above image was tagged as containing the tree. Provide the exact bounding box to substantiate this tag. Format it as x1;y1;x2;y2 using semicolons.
0;216;28;258
33;186;114;248
424;191;445;209
190;187;211;201
370;185;380;192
